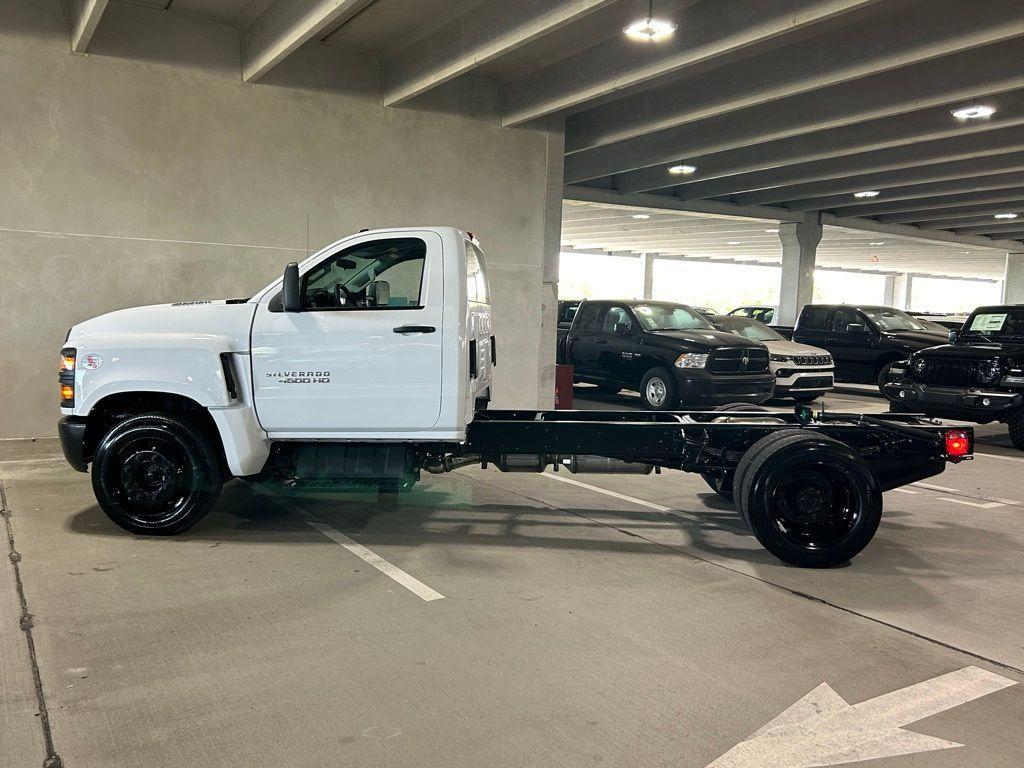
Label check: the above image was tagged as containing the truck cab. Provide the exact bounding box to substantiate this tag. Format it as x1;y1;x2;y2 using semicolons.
792;304;947;387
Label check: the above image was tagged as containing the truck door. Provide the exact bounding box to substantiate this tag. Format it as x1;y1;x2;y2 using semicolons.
249;232;444;435
566;302;605;376
826;308;875;382
596;305;639;386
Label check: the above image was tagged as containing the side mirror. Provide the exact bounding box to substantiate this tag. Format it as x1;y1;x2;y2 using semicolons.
948;330;958;343
846;322;866;333
614;322;631;335
282;262;301;312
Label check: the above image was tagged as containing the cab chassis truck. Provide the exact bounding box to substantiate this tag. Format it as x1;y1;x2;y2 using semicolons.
57;227;973;568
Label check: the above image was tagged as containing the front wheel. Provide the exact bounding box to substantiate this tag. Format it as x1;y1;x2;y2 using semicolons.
734;431;882;567
92;414;223;535
639;367;678;410
1008;409;1024;450
876;361;899;394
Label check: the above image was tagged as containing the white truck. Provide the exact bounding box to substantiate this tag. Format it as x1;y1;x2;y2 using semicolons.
59;227;974;568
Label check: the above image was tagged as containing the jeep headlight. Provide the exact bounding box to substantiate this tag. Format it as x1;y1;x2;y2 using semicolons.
912;357;926;374
675;353;709;369
769;354;791;363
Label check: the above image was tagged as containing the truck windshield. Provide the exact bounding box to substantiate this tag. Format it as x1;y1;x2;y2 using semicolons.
714;316;785;341
962;309;1024;340
632;304;713;331
859;307;927;332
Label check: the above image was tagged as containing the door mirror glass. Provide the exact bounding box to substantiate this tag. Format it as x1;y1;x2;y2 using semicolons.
948;330;958;343
614;322;631;335
845;322;866;333
282;262;301;312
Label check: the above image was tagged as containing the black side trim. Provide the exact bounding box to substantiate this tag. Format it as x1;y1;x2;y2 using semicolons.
490;335;497;366
469;339;478;378
220;353;238;399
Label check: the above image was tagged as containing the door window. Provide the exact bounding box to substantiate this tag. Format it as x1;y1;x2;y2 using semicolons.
601;306;633;333
800;307;831;330
294;238;426;311
574;303;603;331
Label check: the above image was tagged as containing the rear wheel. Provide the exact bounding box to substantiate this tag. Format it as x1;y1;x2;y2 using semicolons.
700;403;770;500
639;367;678;410
734;431;881;567
1008;409;1024;450
92;414;223;535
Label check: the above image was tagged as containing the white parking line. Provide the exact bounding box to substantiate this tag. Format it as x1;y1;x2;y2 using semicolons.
255;488;445;602
539;472;672;512
891;488;918;495
936;497;1005;509
975;451;1024;463
913;481;1021;507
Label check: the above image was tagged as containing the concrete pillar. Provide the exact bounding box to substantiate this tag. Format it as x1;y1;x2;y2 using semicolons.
535;119;566;408
642;253;656;300
777;215;822;326
1003;253;1024;303
885;273;911;309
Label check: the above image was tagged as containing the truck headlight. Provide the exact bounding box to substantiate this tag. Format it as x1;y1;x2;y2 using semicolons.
912;357;926;373
674;353;708;369
769;354;791;363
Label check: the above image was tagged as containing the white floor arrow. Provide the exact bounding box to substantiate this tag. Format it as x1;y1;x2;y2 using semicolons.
707;666;1016;767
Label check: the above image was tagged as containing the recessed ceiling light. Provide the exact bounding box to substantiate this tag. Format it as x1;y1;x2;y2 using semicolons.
854;190;880;199
869;241;885;246
726;241;741;245
994;212;1019;219
951;105;996;120
668;164;697;176
631;213;651;219
764;228;779;233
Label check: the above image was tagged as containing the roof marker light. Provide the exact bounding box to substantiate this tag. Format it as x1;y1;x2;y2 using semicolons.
951;105;996;120
854;190;880;199
668;164;697;175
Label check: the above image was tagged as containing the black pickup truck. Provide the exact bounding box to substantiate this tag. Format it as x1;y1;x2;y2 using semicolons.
556;299;774;409
883;304;1024;448
791;304;947;387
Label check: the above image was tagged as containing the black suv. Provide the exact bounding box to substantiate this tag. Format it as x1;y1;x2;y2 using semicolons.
883;304;1024;449
792;304;948;387
557;299;774;409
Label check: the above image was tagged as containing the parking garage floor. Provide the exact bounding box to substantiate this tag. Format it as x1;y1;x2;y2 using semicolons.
2;390;1023;768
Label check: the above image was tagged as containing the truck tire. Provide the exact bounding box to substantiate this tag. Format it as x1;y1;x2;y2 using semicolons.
1008;409;1024;450
92;414;223;536
640;367;678;410
876;361;898;394
734;431;882;567
700;403;771;500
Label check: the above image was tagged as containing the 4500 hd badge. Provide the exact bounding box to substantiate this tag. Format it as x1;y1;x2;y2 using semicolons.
266;370;331;384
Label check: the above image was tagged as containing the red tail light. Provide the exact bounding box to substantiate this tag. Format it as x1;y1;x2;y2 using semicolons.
944;429;970;458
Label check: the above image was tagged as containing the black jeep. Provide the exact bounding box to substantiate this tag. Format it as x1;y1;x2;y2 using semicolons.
883;304;1024;449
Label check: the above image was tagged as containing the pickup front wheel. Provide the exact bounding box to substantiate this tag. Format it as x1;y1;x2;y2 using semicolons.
640;367;678;410
92;414;223;535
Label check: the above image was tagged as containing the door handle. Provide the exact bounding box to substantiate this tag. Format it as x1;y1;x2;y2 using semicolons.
594;338;607;345
393;325;436;334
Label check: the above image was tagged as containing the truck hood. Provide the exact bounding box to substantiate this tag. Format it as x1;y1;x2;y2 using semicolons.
763;338;829;356
647;329;767;350
882;330;948;347
68;300;257;351
917;342;1024;360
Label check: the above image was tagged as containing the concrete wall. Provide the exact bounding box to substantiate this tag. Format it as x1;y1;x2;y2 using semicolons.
0;0;561;438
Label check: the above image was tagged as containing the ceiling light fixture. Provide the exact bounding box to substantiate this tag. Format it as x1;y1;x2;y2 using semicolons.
764;228;780;233
726;241;741;245
869;241;885;246
854;190;880;199
624;0;677;41
951;104;996;120
631;213;651;219
994;212;1019;219
668;163;697;176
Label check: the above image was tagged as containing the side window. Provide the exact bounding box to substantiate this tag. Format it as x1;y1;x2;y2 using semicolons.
831;309;851;332
300;238;425;310
800;307;831;330
752;308;774;323
601;305;633;332
575;303;603;331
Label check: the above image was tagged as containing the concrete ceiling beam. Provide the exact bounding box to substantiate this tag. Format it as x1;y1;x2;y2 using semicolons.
500;0;874;127
733;152;1024;206
787;173;1024;213
564;34;1024;184
820;213;1024;250
826;186;1024;217
563;184;803;222
879;202;1024;224
895;214;1024;230
671;126;1024;201
382;0;614;106
947;223;1024;235
70;0;109;53
241;0;372;83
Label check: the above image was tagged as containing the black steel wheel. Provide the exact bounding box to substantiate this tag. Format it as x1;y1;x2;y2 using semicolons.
1008;409;1024;450
735;431;881;567
92;414;222;535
